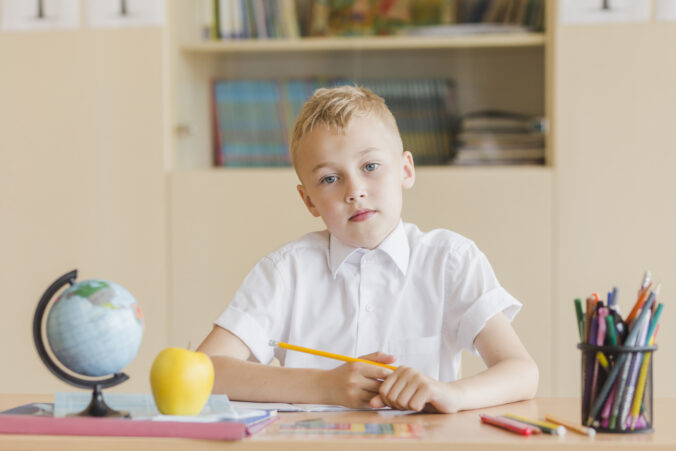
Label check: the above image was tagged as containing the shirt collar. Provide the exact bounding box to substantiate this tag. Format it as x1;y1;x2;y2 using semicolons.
328;221;409;278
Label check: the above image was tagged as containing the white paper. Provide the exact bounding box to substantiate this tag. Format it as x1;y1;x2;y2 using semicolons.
84;0;164;28
559;0;651;24
1;0;79;31
151;409;275;423
229;401;391;412
655;0;676;21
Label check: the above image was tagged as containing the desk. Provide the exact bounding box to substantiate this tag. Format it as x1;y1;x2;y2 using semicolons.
1;395;675;450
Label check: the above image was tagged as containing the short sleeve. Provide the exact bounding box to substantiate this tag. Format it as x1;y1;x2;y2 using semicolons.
215;256;287;364
444;241;522;355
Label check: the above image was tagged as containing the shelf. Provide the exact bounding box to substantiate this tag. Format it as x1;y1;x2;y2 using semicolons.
181;32;545;54
171;165;552;176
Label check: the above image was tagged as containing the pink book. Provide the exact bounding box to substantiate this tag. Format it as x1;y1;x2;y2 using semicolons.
0;405;277;440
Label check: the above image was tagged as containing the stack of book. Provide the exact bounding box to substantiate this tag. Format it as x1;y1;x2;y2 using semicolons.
212;78;457;167
205;0;545;40
451;110;546;166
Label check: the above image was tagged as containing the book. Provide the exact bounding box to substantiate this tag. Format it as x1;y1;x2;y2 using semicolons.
452;109;546;165
211;78;456;167
0;394;277;440
0;406;276;440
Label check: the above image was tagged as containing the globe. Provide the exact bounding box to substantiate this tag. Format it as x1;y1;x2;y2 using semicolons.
33;270;144;417
46;279;144;377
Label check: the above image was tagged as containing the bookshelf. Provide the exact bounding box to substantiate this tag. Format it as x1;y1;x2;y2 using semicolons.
180;32;546;53
167;1;550;170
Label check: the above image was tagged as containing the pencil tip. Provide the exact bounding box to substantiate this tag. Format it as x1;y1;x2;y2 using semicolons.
268;339;278;346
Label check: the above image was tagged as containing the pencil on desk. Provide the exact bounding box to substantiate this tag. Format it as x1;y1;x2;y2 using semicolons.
545;414;595;437
503;413;566;436
269;340;397;370
479;414;539;436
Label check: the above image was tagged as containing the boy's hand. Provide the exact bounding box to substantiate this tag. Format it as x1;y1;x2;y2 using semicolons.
370;366;459;413
323;351;395;409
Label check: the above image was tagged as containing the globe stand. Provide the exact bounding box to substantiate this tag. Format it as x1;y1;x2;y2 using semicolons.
33;270;131;418
70;384;129;418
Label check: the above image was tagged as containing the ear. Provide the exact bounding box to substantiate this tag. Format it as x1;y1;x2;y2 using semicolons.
297;184;321;217
401;151;415;190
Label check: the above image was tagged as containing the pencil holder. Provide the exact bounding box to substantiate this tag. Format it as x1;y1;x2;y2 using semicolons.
578;343;657;433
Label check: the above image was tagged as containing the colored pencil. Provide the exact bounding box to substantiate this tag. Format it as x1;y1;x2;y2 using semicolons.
545;414;596;437
630;324;659;430
586;293;656;426
617;314;651;430
625;284;651;326
503;413;566;435
479;414;538;436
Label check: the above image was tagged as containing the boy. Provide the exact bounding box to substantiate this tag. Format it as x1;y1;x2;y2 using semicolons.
197;86;538;412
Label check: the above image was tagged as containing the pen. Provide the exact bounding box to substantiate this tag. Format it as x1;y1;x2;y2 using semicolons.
479;414;538;436
574;298;585;342
610;286;619;311
545;414;596;437
269;340;397;370
503;413;566;435
605;315;618;346
589;308;608;405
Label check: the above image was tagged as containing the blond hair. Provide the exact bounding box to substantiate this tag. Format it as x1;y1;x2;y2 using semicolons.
289;85;402;168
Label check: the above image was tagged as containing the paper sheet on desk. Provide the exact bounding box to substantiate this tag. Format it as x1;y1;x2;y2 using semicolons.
230;401;416;415
54;392;268;421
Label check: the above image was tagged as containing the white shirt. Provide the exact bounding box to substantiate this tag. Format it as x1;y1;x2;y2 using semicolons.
215;221;521;382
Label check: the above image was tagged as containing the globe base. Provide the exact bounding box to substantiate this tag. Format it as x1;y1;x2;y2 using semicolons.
69;385;130;418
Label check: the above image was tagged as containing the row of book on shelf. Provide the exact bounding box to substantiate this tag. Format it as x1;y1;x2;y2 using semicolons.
206;0;545;40
211;77;545;167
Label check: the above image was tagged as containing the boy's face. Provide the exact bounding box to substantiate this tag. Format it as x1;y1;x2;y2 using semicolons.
295;114;415;249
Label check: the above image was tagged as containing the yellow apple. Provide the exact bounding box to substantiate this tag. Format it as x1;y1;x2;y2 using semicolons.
150;347;215;415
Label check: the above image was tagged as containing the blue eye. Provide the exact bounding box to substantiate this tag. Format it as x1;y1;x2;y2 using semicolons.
321;175;338;184
364;162;379;172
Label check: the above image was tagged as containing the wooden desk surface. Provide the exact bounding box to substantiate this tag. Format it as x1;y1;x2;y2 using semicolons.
1;395;674;450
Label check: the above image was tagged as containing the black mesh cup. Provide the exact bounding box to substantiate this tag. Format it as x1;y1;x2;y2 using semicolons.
578;343;656;433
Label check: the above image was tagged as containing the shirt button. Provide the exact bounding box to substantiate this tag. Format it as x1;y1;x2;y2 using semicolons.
365;304;374;312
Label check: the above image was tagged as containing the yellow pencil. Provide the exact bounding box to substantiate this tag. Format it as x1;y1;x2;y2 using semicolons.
269;340;397;370
504;413;566;435
630;329;658;430
545;414;596;437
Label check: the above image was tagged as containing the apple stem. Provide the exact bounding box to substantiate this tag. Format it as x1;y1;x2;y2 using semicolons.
186;341;191;351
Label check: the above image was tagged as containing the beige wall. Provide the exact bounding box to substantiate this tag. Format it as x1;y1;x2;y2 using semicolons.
552;21;676;397
0;28;167;393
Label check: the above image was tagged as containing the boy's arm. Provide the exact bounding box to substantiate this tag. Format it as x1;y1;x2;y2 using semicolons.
372;313;538;412
197;326;393;406
443;312;539;411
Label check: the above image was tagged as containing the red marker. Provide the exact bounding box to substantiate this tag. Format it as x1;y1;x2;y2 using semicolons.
479;414;539;436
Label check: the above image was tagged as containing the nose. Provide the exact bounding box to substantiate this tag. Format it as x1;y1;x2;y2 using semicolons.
344;178;367;203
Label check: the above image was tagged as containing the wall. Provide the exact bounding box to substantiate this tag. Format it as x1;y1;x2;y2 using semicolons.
0;26;167;393
553;20;676;396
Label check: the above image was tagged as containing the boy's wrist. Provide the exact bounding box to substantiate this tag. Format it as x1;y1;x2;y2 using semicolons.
436;380;466;413
309;368;333;405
